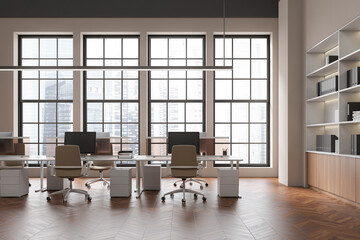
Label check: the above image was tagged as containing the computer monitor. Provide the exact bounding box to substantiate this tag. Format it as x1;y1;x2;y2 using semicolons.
167;132;200;154
64;132;96;154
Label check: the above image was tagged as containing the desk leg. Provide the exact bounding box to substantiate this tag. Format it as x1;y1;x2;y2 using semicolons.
237;160;242;199
35;160;47;192
135;160;144;198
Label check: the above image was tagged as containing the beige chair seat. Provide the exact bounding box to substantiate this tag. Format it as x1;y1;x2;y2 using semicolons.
90;166;112;171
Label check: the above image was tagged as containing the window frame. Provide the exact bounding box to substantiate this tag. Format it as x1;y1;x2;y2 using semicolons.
213;35;270;167
147;35;206;155
18;35;74;163
83;35;141;165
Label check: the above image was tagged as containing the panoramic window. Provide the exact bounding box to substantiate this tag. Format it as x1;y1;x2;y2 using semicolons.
19;35;73;159
83;36;140;157
214;35;270;166
148;35;205;155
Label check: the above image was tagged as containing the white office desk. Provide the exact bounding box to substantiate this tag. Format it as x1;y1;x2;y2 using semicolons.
0;155;242;198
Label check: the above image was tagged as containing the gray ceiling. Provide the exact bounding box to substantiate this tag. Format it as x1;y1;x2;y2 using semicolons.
0;0;278;18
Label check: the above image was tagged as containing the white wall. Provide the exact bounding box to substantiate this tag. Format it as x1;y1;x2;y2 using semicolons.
0;18;278;177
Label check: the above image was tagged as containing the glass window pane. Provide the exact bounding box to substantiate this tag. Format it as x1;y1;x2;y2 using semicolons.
87;103;102;122
58;80;73;100
169;38;186;58
104;103;121;122
40;71;56;79
186;124;202;132
215;124;230;138
39;103;56;123
105;59;121;66
215;103;230;122
58;103;73;122
233;80;250;100
123;38;138;58
250;124;266;143
187;80;202;100
105;80;122;100
168;124;185;132
214;38;232;58
151;80;167;100
186;103;202;122
58;124;73;138
22;71;38;79
215;80;232;100
232;103;248;122
122;124;139;143
187;38;203;58
105;71;121;79
87;80;103;100
151;103;166;123
151;124;167;137
40;39;57;58
232;124;248;142
251;80;267;100
251;60;267;78
122;103;138;123
151;143;167;155
22;38;38;58
168;103;185;122
251;38;267;58
22;80;38;100
104;124;121;137
23;103;38;122
250;144;266;164
250;103;267;122
169;80;186;100
122;80;138;100
233;38;250;58
40;80;57;100
232;144;248;163
58;38;73;58
151;38;168;58
86;38;103;58
39;124;56;143
23;124;38;143
105;38;121;58
233;60;250;78
87;124;102;133
40;60;56;66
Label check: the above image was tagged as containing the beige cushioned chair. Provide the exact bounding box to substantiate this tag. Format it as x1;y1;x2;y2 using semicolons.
47;145;91;203
161;145;206;204
85;132;114;189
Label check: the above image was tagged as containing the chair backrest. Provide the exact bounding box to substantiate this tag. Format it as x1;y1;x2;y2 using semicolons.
55;145;82;178
171;145;197;178
96;132;110;138
94;132;114;167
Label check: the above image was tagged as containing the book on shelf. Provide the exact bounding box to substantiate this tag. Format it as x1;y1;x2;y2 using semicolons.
347;102;360;121
347;67;360;88
351;134;360;155
317;75;338;96
316;135;338;153
326;55;338;65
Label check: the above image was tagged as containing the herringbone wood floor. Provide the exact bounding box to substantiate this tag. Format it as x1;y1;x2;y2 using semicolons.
0;178;360;240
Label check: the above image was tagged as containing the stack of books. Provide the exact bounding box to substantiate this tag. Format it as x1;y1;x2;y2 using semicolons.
351;134;360;155
317;75;338;96
347;102;360;121
353;111;360;122
347;67;360;88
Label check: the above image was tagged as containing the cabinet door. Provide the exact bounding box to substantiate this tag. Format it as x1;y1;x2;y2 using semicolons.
328;156;341;196
317;154;329;191
340;156;355;202
307;153;317;187
356;159;360;203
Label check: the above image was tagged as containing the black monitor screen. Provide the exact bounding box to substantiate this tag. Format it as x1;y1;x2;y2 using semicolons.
168;132;200;154
64;132;96;154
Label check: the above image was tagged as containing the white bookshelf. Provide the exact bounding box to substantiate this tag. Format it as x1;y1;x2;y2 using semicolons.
306;16;360;155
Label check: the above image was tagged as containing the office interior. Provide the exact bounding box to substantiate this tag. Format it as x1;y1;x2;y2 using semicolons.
1;0;360;239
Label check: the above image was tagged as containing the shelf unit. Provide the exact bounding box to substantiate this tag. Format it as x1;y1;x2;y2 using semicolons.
306;16;360;155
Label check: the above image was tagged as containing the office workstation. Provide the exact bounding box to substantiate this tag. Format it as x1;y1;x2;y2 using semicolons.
1;0;360;239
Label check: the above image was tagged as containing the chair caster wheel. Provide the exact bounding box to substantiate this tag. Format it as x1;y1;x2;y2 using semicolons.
161;197;165;201
200;185;204;190
189;182;193;186
46;196;51;201
205;183;209;187
87;196;92;201
202;197;207;201
180;185;183;189
63;200;67;204
182;199;186;204
194;194;198;199
173;183;177;187
170;193;174;198
85;183;90;189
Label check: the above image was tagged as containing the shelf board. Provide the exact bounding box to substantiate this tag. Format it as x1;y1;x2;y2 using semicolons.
341;15;360;31
339;120;360;125
307;32;338;53
306;91;338;102
339;84;360;93
339;49;360;61
306;150;360;159
306;61;338;77
306;122;338;127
